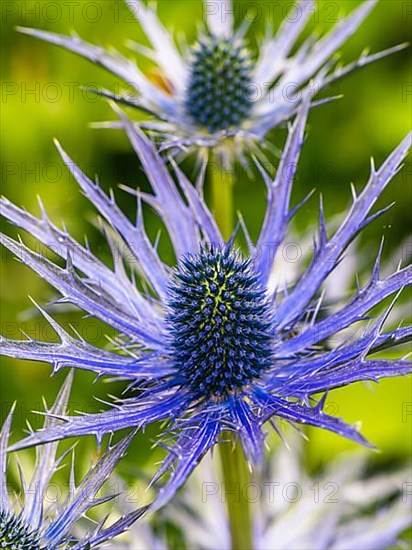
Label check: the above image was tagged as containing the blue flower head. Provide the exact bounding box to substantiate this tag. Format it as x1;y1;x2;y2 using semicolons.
17;0;404;160
166;244;274;398
1;99;411;509
0;373;146;549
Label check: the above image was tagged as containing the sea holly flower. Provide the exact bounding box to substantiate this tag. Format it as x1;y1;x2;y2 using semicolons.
0;373;146;549
17;0;404;161
0;101;411;510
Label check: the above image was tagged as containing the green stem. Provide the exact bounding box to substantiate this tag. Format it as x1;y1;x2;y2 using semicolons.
210;158;234;240
219;433;254;550
210;155;254;550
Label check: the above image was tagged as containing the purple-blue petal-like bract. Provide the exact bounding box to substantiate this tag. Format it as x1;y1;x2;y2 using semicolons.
1;99;411;509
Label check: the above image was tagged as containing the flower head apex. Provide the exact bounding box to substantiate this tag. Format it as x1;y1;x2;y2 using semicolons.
0;373;146;549
17;0;403;162
1;100;411;510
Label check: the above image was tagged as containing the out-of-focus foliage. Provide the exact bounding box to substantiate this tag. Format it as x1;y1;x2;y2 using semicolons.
1;0;411;476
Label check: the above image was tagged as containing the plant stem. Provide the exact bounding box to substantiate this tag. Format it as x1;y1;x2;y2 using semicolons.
209;155;254;550
210;157;234;241
219;433;254;550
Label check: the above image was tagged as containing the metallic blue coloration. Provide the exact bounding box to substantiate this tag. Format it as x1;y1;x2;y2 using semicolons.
167;245;273;398
185;35;253;133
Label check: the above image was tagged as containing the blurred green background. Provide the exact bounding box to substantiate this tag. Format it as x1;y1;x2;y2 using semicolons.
1;0;411;523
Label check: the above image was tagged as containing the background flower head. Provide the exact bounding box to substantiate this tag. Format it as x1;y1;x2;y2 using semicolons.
16;0;404;163
1;99;410;509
